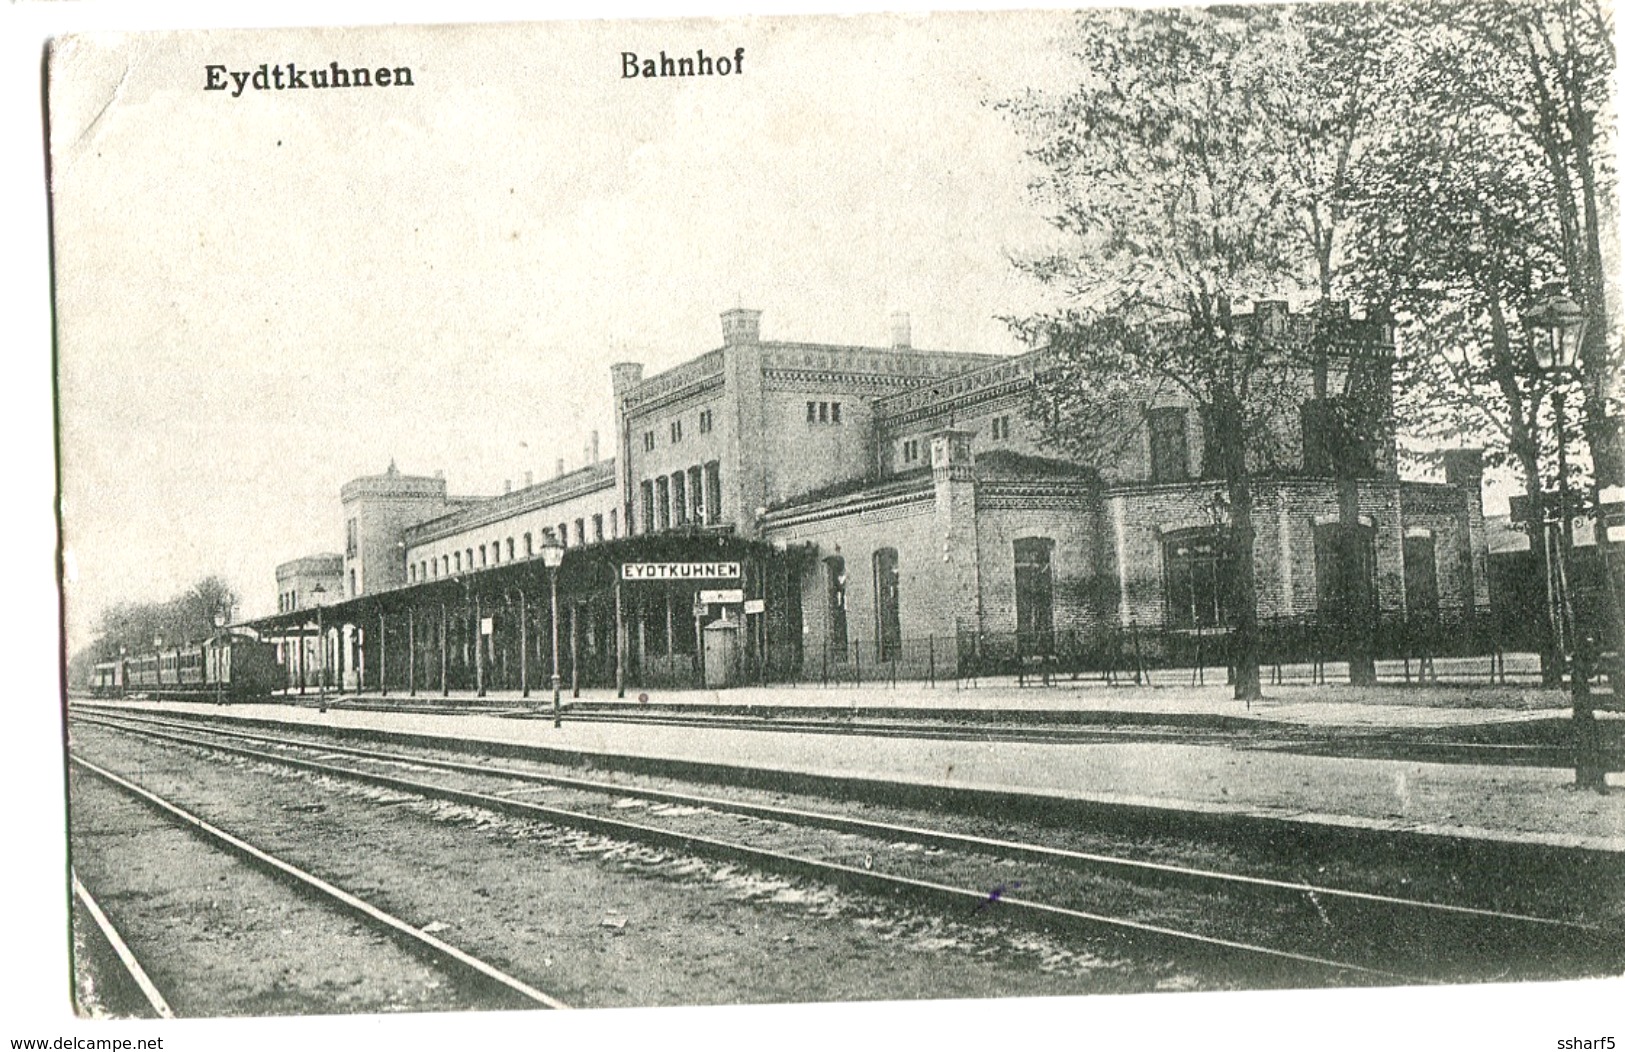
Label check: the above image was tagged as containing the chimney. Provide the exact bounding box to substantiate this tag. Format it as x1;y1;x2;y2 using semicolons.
721;308;762;347
890;312;912;350
556;457;566;478
591;429;600;463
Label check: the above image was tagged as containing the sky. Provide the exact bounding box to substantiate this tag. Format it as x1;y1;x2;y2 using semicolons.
50;11;1080;653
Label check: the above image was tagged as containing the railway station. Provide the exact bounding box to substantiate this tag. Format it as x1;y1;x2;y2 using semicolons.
230;304;1499;701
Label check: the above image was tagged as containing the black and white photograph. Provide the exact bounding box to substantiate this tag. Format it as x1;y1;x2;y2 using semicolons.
15;0;1625;1046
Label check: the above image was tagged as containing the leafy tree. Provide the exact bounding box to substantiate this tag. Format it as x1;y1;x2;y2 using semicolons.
86;575;240;663
997;5;1392;699
1345;0;1619;682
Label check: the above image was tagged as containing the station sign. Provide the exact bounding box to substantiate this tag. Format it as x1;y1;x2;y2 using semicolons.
699;589;745;605
743;599;765;615
622;561;741;581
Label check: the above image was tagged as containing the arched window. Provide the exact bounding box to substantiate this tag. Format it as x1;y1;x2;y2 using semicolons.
1013;537;1055;653
824;556;848;657
524;532;533;557
873;548;901;660
454;552;462;573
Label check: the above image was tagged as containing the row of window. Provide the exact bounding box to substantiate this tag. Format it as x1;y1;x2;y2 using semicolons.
640;461;723;532
896;414;1015;467
806;400;843;424
815;529;1442;643
642;408;717;452
407;509;621;583
1148;399;1381;486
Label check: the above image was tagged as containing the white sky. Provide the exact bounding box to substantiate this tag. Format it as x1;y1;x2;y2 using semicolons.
50;12;1076;652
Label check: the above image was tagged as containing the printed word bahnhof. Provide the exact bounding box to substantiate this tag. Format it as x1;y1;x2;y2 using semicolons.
251;306;1489;694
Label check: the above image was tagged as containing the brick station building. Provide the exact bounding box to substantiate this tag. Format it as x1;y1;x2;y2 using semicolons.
250;304;1490;693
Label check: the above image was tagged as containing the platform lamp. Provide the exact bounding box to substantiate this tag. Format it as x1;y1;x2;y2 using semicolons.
213;612;226;706
539;533;566;728
1525;287;1605;792
312;582;329;713
153;636;163;697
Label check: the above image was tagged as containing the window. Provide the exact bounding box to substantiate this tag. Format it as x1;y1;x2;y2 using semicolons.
832;402;842;423
1315;522;1378;632
345;518;358;558
410;564;417;583
1014;538;1055;653
442;555;449;577
825;556;848;657
1163;528;1229;629
479;545;487;567
670;419;683;443
1404;533;1439;621
349;569;357;596
465;548;473;571
575;519;586;546
991;415;1011;441
688;465;704;522
819;401;829;423
655;477;671;530
902;438;920;464
699;409;713;433
643;430;656;452
524;533;533;557
1148;407;1190;483
807;401;817;423
704;461;722;525
507;538;515;561
640;481;655;534
558;523;569;547
454;552;462;572
873;548;902;661
672;471;688;525
610;507;619;538
592;515;604;543
1302;398;1376;477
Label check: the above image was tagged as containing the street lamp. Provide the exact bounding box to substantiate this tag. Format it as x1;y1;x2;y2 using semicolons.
1526;287;1605;793
539;534;565;728
213;612;226;706
312;583;328;713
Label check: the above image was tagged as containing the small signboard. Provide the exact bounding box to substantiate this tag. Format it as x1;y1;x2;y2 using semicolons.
622;561;741;581
700;588;745;604
743;599;765;615
480;616;494;635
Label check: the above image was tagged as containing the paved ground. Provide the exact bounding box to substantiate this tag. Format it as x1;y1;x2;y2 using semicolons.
81;679;1625;853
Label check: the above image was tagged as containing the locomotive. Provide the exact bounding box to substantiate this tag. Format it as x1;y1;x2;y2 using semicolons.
89;632;282;700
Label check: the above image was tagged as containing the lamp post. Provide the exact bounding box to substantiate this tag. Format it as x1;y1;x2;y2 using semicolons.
540;534;565;728
153;636;163;698
312;583;328;713
118;645;128;698
213;612;226;706
1525;288;1605;793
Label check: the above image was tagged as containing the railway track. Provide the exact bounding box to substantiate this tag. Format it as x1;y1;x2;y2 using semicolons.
68;752;571;1016
73;709;1622;986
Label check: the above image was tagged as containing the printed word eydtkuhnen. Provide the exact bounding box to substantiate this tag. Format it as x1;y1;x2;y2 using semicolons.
621;48;745;79
205;63;415;96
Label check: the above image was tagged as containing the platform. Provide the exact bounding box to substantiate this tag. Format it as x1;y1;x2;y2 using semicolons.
75;680;1625;855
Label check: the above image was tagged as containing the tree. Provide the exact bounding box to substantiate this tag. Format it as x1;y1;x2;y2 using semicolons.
86;576;240;662
997;5;1391;700
1344;0;1619;685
